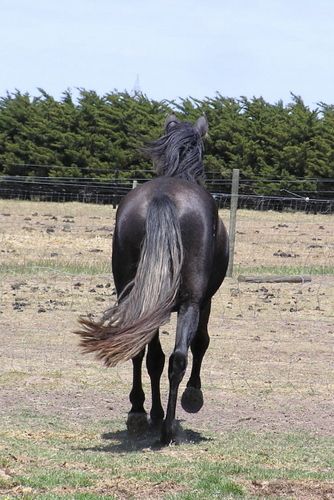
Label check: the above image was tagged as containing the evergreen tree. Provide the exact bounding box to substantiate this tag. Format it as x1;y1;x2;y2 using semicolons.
0;89;333;198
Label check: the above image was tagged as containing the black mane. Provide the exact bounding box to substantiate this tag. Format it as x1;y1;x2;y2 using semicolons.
145;121;205;183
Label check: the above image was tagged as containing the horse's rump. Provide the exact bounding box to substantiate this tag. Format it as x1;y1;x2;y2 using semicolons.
76;194;183;366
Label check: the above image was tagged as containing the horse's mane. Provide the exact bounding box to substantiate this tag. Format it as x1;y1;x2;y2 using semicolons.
144;119;206;183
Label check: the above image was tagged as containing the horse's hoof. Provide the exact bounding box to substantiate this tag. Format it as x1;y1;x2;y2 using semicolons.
181;387;204;413
160;420;181;445
149;417;163;430
160;427;174;446
126;412;149;435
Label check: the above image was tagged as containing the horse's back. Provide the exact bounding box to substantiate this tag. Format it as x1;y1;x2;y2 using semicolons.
116;177;216;233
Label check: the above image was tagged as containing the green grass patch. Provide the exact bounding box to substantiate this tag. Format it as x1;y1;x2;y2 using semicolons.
0;260;110;276
1;414;333;499
234;264;334;276
17;470;96;489
0;370;30;385
2;261;333;279
35;494;117;500
191;472;244;498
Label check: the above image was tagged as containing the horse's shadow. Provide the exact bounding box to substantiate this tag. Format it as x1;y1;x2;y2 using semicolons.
78;421;212;454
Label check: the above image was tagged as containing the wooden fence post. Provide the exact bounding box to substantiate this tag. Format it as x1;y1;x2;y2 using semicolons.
226;168;240;277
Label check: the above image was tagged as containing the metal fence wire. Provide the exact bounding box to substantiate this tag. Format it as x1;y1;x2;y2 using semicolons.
0;174;333;214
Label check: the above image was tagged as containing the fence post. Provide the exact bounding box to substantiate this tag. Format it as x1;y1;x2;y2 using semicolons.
132;180;138;189
226;168;240;277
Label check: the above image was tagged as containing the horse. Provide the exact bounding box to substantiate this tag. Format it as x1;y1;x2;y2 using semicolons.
76;115;229;445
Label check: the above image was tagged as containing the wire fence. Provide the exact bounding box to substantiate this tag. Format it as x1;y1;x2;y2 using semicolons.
1;174;334;213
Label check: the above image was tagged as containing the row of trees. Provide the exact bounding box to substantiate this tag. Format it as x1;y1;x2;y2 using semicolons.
0;89;333;196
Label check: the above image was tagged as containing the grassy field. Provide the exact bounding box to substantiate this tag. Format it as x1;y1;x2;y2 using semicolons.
1;200;334;275
1;199;334;499
2;415;333;499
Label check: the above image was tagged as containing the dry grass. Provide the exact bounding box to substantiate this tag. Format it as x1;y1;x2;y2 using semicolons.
0;200;115;271
1;199;333;434
1;199;333;274
231;208;334;273
0;199;334;498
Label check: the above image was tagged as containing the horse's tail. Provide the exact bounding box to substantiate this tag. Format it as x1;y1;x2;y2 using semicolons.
76;195;183;367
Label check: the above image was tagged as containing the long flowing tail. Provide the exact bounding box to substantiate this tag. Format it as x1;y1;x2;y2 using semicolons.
75;195;183;366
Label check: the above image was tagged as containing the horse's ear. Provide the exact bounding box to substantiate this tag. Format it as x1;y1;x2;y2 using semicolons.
165;114;179;131
195;116;208;137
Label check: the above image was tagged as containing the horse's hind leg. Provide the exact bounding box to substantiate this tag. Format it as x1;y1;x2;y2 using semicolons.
181;300;211;413
161;302;200;445
147;331;165;425
127;348;149;434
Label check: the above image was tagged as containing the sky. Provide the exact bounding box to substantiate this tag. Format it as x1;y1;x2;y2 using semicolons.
1;0;334;107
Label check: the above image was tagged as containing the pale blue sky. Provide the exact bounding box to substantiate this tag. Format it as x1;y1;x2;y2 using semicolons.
1;0;333;106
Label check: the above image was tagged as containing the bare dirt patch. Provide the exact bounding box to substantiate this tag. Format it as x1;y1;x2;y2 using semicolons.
248;479;334;499
1;200;333;439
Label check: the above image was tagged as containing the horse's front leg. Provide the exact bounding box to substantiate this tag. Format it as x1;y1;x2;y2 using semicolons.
161;302;200;445
126;348;148;434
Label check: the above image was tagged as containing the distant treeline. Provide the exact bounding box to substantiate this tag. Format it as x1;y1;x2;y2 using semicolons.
0;89;333;196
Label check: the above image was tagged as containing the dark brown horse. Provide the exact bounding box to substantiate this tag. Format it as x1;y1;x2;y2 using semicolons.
76;115;229;444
